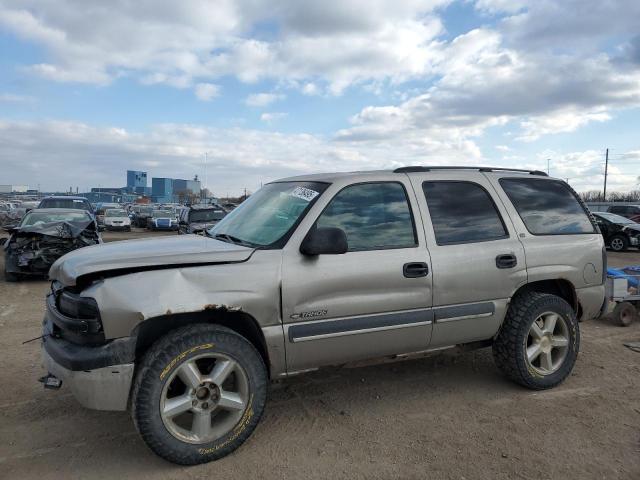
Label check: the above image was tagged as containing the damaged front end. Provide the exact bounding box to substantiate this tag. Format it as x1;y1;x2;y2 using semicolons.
4;220;100;278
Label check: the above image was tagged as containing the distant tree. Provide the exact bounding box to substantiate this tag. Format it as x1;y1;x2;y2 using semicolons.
579;190;640;202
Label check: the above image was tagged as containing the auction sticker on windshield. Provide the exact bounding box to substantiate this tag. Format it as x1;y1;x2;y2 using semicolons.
290;186;319;202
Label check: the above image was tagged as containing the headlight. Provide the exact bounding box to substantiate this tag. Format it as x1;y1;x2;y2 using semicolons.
58;291;100;320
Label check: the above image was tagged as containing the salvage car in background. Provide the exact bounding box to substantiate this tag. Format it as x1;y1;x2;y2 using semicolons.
103;208;131;231
593;212;640;251
95;203;120;228
178;205;227;235
147;209;178;231
0;202;23;227
38;196;94;214
131;205;154;227
3;208;101;281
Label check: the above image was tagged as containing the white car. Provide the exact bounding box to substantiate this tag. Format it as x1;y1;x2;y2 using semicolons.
103;209;131;231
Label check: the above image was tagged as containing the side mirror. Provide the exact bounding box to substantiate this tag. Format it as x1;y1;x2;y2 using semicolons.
300;227;348;255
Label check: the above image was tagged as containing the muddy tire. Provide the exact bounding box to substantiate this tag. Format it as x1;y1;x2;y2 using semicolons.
613;302;637;327
131;324;267;465
609;235;628;252
493;292;579;390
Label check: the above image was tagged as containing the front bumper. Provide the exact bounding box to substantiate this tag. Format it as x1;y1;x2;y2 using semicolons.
42;346;134;411
41;296;136;411
104;223;130;230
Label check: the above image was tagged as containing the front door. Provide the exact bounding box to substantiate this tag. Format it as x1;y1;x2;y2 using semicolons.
281;178;434;372
408;172;527;348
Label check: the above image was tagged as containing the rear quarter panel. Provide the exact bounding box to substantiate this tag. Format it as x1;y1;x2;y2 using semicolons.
485;173;605;319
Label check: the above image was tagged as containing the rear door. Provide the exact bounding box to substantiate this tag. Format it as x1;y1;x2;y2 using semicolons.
281;175;434;372
408;172;527;348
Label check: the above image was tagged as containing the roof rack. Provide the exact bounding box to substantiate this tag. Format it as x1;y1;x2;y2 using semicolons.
393;166;548;176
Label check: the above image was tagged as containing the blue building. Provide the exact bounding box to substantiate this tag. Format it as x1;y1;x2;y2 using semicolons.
152;177;174;203
172;179;201;200
127;170;148;194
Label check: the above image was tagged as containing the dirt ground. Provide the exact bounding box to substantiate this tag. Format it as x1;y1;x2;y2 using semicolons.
0;229;638;479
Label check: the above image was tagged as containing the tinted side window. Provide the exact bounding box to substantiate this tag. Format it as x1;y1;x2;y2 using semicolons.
316;182;416;251
500;178;595;235
609;206;626;214
422;181;508;245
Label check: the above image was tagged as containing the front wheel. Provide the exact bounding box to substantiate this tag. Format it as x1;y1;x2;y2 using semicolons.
493;292;579;390
132;324;267;465
609;235;628;252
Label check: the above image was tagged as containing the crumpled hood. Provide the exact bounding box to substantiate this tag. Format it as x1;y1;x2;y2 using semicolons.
622;224;640;235
50;234;254;286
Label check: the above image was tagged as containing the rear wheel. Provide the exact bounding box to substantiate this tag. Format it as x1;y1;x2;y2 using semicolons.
132;324;267;465
493;292;579;390
609;235;628;252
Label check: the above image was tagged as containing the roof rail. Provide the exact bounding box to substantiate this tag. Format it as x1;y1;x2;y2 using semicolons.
393;166;548;176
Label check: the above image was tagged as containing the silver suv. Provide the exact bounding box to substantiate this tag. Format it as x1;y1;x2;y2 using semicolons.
41;166;606;465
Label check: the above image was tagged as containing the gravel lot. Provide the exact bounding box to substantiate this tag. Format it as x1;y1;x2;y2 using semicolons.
0;230;638;479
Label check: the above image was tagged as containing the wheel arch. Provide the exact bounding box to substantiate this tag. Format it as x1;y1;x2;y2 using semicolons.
132;308;271;377
510;279;581;319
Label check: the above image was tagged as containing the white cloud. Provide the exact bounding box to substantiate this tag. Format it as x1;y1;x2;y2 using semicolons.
516;108;611;142
260;112;288;123
194;83;220;101
301;83;320;95
245;93;284;107
0;0;449;92
0;93;35;103
0;119;638;195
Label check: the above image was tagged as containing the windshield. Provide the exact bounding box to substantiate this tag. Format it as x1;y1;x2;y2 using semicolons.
21;211;89;226
596;212;634;224
106;209;127;217
190;209;226;222
152;210;175;218
40;198;90;210
209;181;328;247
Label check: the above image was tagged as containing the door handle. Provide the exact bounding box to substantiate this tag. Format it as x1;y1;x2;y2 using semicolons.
403;262;429;278
496;254;517;269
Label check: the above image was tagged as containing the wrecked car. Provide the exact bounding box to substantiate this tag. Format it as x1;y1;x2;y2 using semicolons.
41;167;605;465
593;212;640;251
178;205;227;235
4;209;101;282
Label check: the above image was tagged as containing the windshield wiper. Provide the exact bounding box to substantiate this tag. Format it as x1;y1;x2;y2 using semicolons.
213;233;257;247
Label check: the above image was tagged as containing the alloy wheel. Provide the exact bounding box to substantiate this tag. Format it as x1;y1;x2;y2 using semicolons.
160;353;249;444
525;312;570;375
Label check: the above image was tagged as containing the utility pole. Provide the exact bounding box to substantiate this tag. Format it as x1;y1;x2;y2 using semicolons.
603;148;609;201
547;158;550;175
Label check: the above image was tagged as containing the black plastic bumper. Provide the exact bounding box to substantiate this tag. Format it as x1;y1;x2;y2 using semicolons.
42;317;136;372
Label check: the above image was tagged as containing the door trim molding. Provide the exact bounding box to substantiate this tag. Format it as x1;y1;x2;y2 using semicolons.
286;301;496;343
287;309;433;343
433;302;495;323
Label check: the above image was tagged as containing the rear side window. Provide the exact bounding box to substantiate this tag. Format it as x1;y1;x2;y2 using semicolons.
316;182;417;251
40;198;90;210
608;206;627;214
500;178;595;235
422;181;508;245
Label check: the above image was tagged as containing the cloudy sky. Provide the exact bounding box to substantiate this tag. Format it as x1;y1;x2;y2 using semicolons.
1;0;639;196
